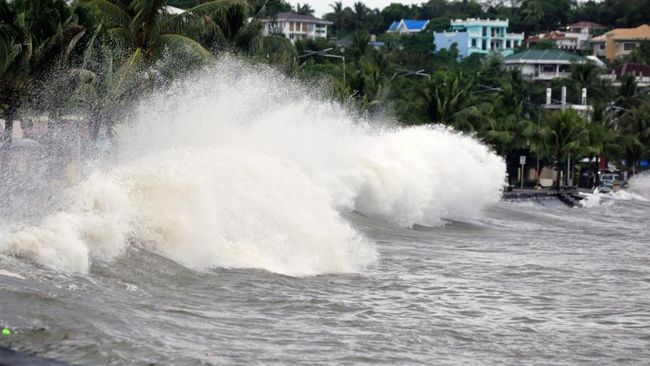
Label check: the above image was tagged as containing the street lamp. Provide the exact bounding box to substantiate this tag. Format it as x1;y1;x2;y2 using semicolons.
391;69;431;81
473;84;503;94
299;48;346;84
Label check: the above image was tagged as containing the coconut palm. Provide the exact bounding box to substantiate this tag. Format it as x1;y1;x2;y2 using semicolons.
294;3;313;16
581;110;619;187
251;35;297;74
521;1;544;29
248;0;290;17
614;74;644;111
82;0;251;87
418;71;486;130
539;109;590;190
1;0;86;142
569;61;608;105
352;1;368;31
329;1;344;38
341;55;388;111
617;102;650;174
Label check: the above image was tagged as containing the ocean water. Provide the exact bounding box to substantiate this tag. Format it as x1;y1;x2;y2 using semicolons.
1;60;649;365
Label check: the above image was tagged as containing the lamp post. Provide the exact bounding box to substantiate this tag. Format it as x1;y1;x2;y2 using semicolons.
299;48;346;84
391;69;431;81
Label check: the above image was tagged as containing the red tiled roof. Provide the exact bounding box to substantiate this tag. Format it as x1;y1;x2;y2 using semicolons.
526;31;577;43
567;21;606;29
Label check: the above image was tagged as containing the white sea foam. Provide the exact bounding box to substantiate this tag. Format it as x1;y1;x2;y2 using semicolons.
0;59;505;275
0;269;26;279
629;173;650;200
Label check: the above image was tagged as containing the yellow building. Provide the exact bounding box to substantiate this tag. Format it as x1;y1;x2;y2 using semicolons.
595;24;650;61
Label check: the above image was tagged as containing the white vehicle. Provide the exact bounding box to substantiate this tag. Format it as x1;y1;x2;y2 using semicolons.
599;173;622;192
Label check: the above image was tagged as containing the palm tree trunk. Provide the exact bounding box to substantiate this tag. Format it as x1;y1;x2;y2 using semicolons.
555;156;562;191
587;154;594;188
2;94;20;144
595;155;601;187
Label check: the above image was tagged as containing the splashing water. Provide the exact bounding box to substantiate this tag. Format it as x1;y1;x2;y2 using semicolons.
0;59;505;275
629;172;650;200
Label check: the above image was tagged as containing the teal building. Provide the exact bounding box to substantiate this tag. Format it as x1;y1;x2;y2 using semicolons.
434;18;524;58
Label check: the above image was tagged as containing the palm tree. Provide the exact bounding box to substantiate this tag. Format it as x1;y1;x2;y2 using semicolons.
569;61;607;105
522;1;544;30
336;54;388;112
582;111;617;188
1;0;86;143
248;0;291;17
330;1;344;38
251;35;297;74
83;0;250;86
418;71;485;130
614;74;644;112
539;110;590;190
294;3;313;16
618;102;650;175
352;1;367;31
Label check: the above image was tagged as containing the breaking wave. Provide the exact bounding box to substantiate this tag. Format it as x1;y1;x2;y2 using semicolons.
0;59;505;275
629;172;650;200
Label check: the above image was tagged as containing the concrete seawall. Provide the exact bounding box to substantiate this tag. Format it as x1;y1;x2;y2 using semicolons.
502;189;586;207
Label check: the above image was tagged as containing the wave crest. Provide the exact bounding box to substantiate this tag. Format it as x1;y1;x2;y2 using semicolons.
0;59;505;275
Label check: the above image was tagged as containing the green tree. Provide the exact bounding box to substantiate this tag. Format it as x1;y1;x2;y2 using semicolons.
0;0;86;142
83;0;251;84
569;61;609;105
418;71;481;128
252;35;297;74
539;110;590;190
618;102;650;174
353;1;368;31
294;2;313;16
329;1;345;38
521;1;544;29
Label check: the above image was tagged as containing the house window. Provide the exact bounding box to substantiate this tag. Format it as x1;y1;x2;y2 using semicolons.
542;65;555;73
482;27;487;37
599;43;605;50
471;39;477;47
289;22;294;31
506;40;511;48
623;42;637;51
482;40;486;50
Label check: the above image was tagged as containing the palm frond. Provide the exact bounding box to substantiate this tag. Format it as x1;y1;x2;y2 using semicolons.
115;47;144;90
109;26;137;46
85;0;131;27
62;27;87;66
158;33;211;61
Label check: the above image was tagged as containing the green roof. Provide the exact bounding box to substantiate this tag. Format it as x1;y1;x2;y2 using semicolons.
503;49;587;62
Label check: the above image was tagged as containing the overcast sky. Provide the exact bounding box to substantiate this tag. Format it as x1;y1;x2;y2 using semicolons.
291;1;423;17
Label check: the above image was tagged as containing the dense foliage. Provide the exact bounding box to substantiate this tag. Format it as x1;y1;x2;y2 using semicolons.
1;0;649;186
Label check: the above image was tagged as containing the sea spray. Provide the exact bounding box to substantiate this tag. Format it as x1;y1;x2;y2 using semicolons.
629;173;650;200
0;58;505;275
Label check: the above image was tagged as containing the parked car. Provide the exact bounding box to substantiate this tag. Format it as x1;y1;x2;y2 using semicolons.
599;172;623;192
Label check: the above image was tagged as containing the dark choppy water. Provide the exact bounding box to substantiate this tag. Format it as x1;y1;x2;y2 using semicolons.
2;195;649;365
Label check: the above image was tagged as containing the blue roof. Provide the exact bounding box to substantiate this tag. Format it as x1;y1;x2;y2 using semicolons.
403;20;428;30
388;21;399;31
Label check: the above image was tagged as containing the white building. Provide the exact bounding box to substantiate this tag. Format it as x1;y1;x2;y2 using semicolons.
503;50;590;81
261;12;332;44
526;31;590;51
